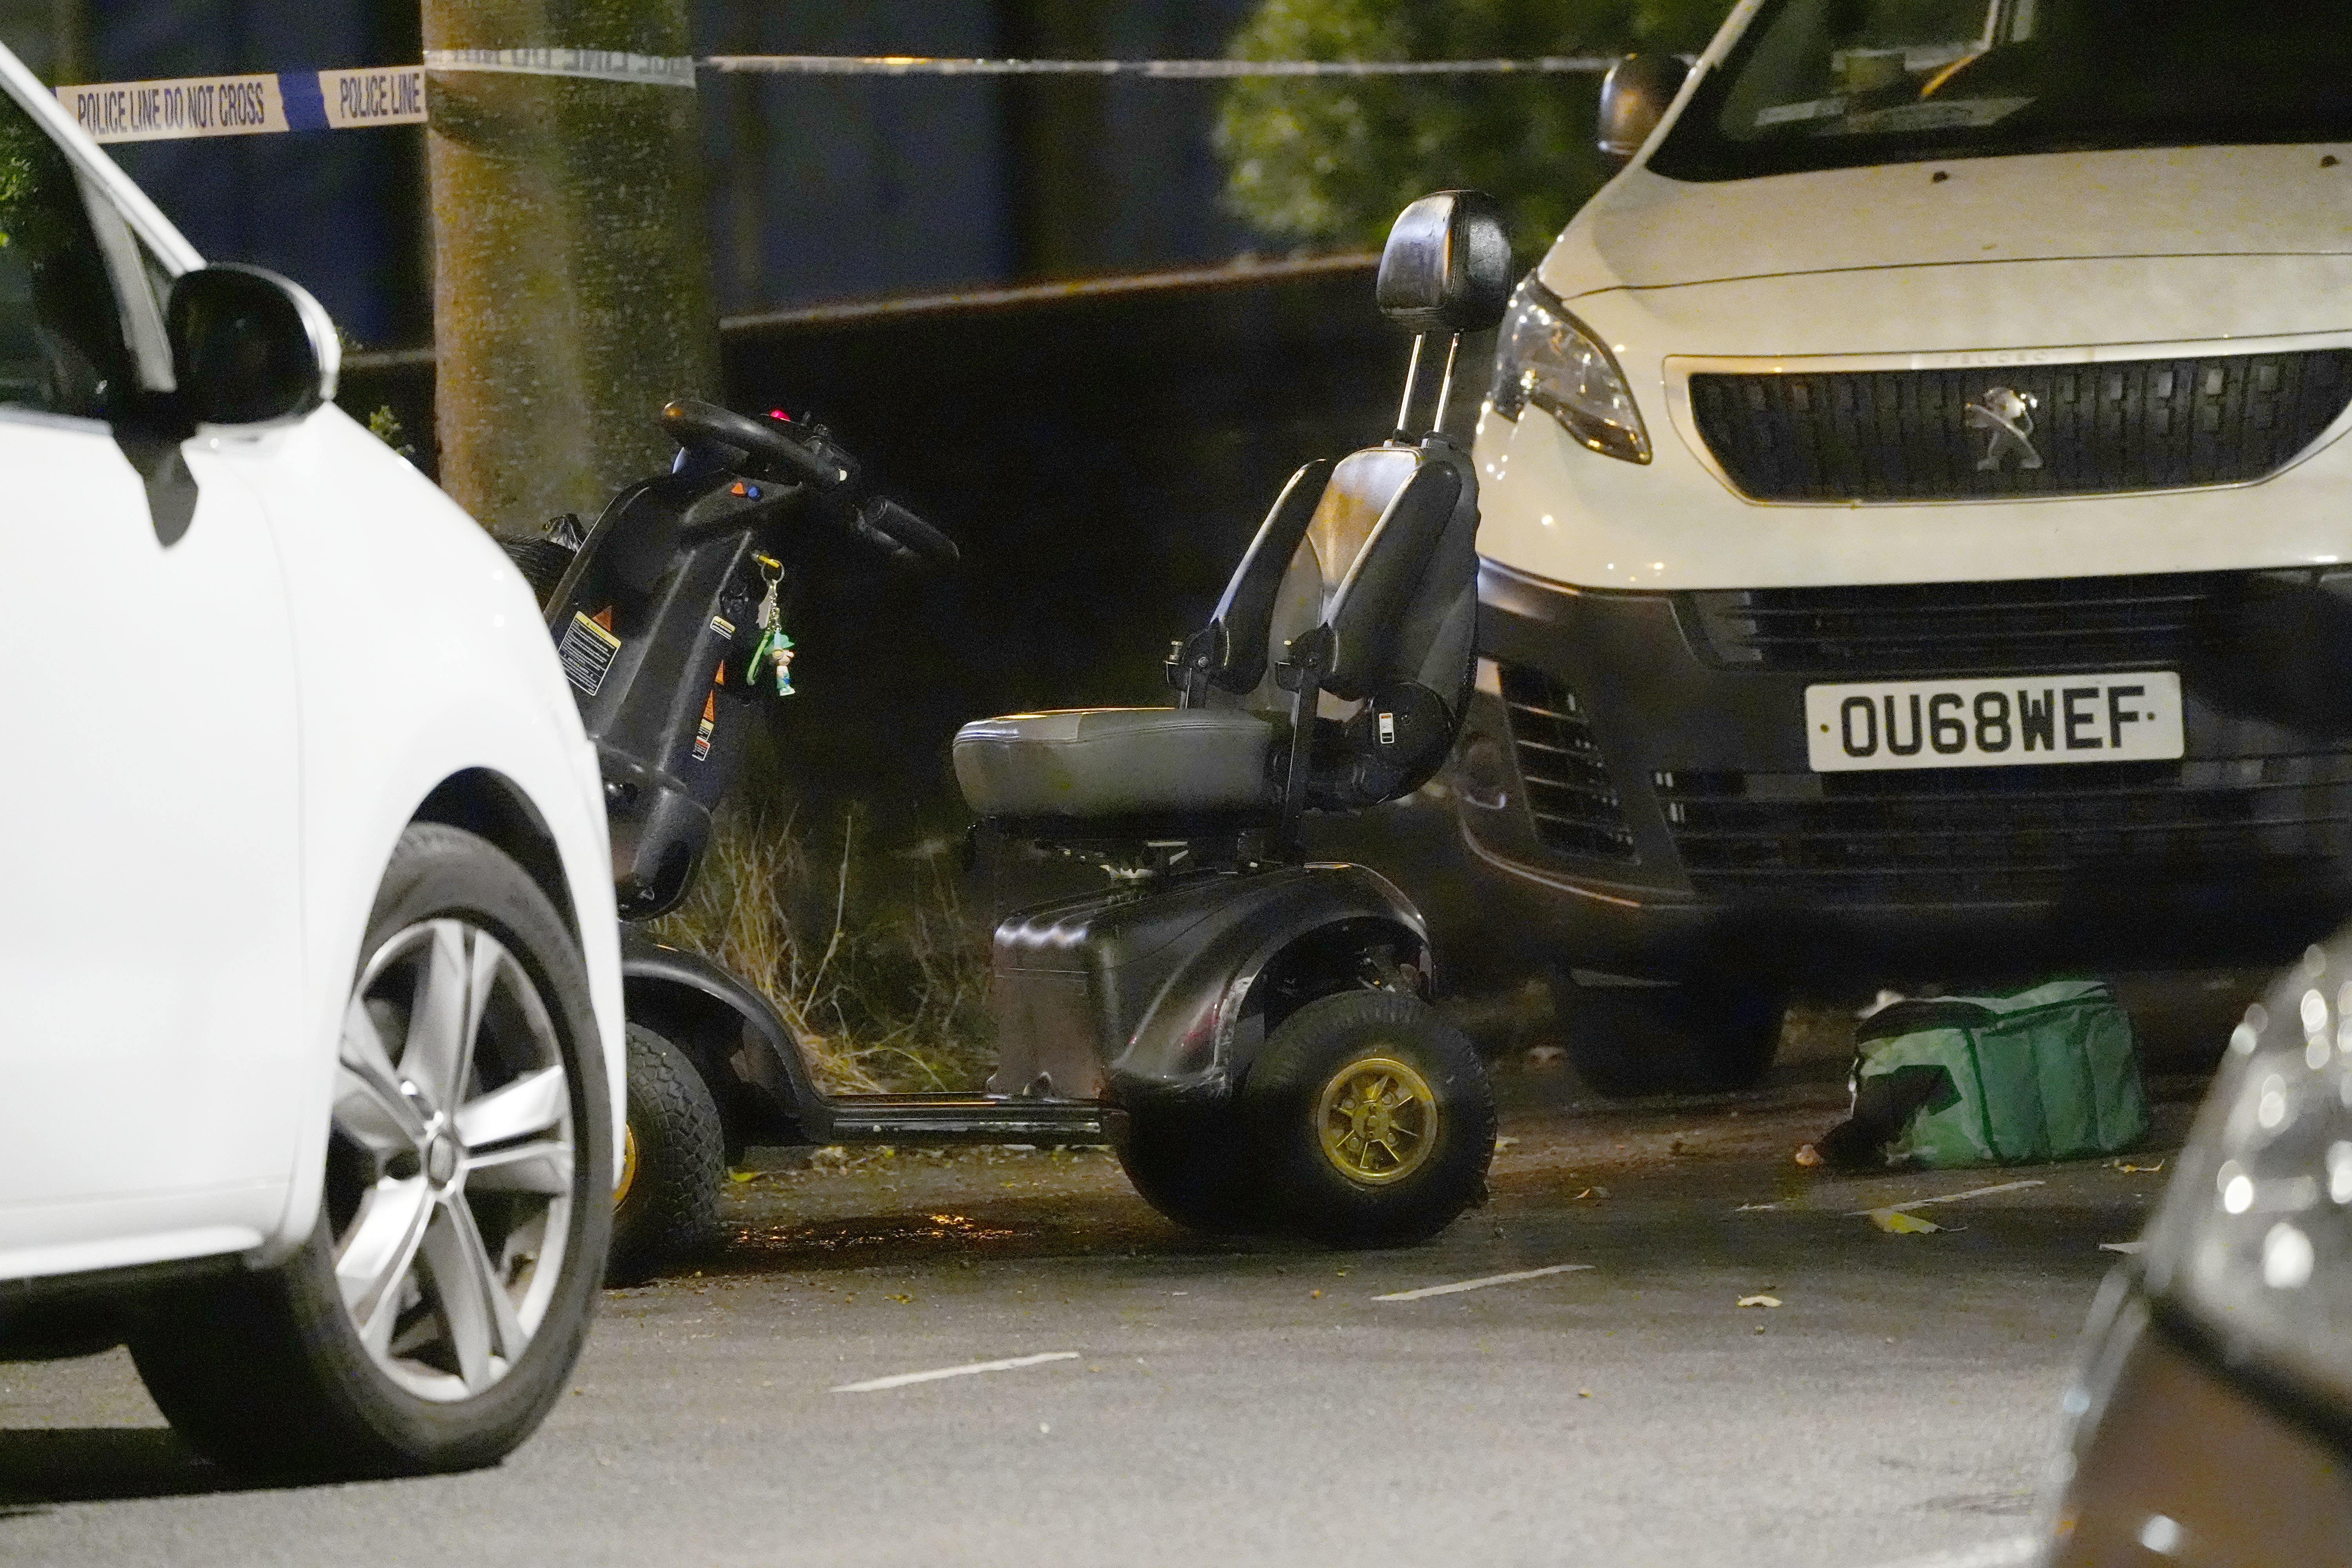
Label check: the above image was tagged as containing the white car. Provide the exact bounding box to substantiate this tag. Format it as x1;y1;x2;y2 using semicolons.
1454;0;2352;1094
0;42;623;1476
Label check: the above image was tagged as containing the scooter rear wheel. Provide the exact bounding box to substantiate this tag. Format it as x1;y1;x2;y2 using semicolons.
1242;990;1494;1248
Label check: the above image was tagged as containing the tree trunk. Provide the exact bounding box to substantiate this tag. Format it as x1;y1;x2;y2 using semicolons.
421;0;718;539
995;0;1111;280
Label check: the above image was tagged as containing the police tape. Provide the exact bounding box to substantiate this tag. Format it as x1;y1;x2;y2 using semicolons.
701;54;1618;77
57;67;425;143
57;52;1619;143
423;48;697;88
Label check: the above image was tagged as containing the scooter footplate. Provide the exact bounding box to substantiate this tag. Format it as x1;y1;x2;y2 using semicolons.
817;1096;1116;1145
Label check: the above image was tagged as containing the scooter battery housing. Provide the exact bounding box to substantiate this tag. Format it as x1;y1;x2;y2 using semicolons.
987;864;1429;1105
991;877;1257;1102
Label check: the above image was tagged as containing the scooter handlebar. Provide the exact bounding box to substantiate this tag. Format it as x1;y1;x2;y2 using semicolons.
851;496;960;569
661;397;846;490
660;397;956;570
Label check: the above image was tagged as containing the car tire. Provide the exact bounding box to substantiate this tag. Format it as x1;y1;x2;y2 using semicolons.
1551;968;1785;1098
1113;1098;1268;1235
605;1025;726;1286
1240;990;1495;1248
127;823;612;1479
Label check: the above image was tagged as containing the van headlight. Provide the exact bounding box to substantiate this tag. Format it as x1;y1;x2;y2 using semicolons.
2140;941;2352;1413
1486;278;1651;465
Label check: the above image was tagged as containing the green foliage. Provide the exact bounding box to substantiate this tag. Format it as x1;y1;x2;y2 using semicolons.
366;403;417;461
648;802;995;1096
1216;0;1736;254
0;129;30;249
0;111;67;254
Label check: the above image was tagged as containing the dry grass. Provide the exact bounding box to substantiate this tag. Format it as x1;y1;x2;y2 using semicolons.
646;806;995;1094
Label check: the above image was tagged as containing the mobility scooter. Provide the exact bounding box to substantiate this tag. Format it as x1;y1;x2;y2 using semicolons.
517;190;1512;1277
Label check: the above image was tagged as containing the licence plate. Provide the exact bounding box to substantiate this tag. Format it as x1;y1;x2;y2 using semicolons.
1805;672;2183;773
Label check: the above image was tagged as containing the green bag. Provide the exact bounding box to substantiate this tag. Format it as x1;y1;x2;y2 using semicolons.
1820;980;2150;1169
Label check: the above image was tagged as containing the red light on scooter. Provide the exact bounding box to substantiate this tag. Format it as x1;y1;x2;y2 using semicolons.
768;408;791;422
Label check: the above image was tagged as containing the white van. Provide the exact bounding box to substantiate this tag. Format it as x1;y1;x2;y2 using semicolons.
1452;0;2352;1093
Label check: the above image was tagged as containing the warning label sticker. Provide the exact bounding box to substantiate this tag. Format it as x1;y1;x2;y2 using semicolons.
558;611;622;696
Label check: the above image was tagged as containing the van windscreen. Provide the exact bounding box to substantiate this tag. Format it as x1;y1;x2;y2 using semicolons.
1648;0;2352;180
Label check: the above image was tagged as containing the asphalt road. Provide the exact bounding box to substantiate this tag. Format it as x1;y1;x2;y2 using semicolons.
0;1007;2219;1568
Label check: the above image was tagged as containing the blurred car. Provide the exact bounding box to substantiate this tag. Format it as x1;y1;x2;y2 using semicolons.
2039;934;2352;1564
1454;0;2352;1096
0;41;622;1477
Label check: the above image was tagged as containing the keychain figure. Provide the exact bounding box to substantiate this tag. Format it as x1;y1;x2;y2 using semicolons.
769;633;796;697
744;555;797;697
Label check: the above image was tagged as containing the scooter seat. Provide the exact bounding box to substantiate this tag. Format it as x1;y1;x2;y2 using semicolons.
952;707;1278;819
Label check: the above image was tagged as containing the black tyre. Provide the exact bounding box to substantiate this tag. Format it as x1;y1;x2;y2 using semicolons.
1240;991;1495;1248
1113;1098;1267;1235
606;1025;726;1285
498;535;575;608
1551;969;1784;1098
127;823;612;1479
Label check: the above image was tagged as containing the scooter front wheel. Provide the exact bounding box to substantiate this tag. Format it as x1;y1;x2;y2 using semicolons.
1242;991;1494;1248
606;1025;726;1285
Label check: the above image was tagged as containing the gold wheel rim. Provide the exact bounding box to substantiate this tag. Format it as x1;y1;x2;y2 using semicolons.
1315;1054;1439;1186
613;1122;640;1208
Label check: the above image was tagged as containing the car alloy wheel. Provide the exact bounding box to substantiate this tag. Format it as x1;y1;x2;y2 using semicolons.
331;917;576;1401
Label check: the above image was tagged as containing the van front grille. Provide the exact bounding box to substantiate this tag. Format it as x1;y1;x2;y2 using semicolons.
1689;350;2352;504
1655;756;2352;902
1498;666;1638;862
1681;571;2291;676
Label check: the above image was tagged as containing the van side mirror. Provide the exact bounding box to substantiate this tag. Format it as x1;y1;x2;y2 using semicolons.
1597;53;1691;169
165;264;339;427
1374;189;1512;337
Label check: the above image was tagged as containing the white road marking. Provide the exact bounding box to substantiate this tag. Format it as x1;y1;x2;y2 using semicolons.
1852;1534;2038;1568
1373;1263;1593;1301
1847;1178;2045;1217
830;1351;1079;1394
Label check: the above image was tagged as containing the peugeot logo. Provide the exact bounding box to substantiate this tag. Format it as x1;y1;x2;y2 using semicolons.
1965;387;2042;472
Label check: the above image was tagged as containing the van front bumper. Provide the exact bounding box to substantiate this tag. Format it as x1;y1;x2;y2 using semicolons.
1452;559;2352;984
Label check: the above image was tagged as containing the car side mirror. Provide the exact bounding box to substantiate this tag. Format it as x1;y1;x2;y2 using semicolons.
1374;189;1512;337
1597;53;1691;169
165;264;339;427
